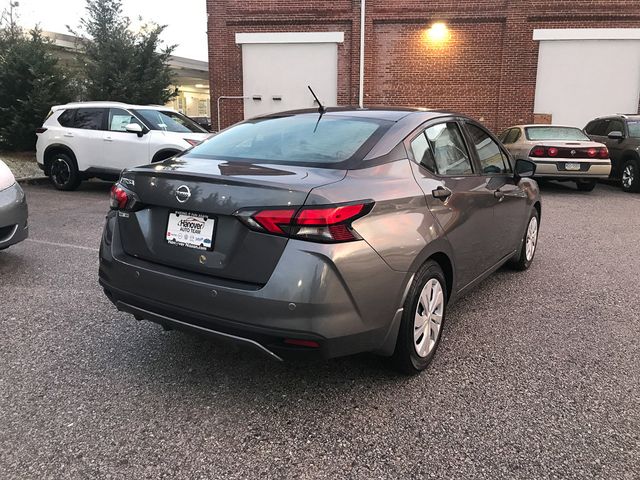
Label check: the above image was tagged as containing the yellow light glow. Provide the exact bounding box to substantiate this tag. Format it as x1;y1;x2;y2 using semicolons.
425;22;451;45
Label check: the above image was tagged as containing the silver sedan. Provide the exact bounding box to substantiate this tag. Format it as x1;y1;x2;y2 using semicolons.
498;125;611;192
0;160;28;250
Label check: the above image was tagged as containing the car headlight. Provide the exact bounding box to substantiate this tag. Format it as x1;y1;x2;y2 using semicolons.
0;160;16;191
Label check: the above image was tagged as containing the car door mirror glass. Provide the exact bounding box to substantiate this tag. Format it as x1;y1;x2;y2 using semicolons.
607;130;623;140
514;159;536;178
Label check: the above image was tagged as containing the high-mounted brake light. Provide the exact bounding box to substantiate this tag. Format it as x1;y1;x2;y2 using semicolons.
235;202;373;243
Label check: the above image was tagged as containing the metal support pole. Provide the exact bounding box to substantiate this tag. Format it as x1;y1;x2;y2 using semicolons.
358;0;366;108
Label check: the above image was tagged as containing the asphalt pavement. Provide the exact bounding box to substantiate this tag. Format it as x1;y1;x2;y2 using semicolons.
1;180;639;479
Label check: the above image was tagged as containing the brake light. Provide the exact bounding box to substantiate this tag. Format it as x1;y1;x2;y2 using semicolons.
110;185;129;210
598;147;609;159
547;147;558;157
235;202;373;243
587;148;597;158
530;146;546;157
184;138;202;147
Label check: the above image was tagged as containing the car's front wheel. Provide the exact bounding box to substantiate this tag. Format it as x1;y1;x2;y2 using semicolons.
510;209;539;271
576;179;596;192
49;153;81;191
621;158;640;193
393;260;447;374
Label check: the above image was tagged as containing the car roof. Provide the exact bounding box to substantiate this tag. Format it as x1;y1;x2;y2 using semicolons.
253;106;464;122
51;101;176;112
589;114;640;121
508;124;586;130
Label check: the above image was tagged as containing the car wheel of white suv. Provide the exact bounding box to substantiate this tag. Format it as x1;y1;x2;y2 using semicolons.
49;153;81;191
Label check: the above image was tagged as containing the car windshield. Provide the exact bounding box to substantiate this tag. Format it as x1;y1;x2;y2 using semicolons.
134;109;206;133
525;127;590;141
187;115;388;166
627;121;640;138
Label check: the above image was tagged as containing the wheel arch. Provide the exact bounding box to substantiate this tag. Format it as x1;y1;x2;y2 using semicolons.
152;148;181;163
43;144;77;175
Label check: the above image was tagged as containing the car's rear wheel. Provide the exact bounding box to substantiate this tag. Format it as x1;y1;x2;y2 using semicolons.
49;153;81;191
510;209;539;271
576;179;596;192
393;260;447;374
621;159;640;193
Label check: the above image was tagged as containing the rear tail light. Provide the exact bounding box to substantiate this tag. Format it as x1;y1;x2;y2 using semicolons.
547;147;558;157
587;147;597;158
110;183;140;211
184;138;202;147
598;147;609;159
283;338;320;348
235;202;373;243
35;127;47;134
530;146;546;157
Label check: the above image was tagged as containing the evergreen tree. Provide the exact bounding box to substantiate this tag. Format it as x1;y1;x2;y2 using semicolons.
73;0;178;104
0;11;71;150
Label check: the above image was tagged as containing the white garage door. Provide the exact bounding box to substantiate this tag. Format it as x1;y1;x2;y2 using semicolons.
533;29;640;128
236;32;343;120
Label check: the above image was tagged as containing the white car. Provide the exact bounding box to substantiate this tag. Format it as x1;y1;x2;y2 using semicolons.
36;102;211;190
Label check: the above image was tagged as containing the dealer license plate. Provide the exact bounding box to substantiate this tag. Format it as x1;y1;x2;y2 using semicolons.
565;162;581;171
166;211;215;250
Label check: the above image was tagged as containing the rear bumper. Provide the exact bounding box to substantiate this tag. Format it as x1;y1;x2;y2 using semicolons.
0;183;28;249
530;159;611;179
99;212;408;361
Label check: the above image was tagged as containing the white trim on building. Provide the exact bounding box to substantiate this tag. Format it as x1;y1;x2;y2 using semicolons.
235;32;344;45
533;28;640;41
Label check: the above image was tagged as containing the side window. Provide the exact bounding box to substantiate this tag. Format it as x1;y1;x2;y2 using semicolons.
424;122;474;176
57;109;76;127
585;120;606;136
497;130;509;142
109;108;141;132
410;132;436;173
606;119;624;135
503;128;520;145
74;108;106;130
466;123;511;174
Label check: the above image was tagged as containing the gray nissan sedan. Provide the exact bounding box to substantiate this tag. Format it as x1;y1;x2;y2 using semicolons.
0;160;28;250
99;108;541;373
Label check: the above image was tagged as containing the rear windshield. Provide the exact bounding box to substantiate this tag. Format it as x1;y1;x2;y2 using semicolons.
133;109;206;133
628;121;640;138
187;115;389;167
525;126;590;141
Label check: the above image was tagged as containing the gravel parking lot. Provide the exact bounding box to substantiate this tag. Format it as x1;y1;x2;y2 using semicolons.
1;180;639;479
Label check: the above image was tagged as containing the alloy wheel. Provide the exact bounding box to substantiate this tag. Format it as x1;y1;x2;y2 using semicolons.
51;158;71;187
525;216;538;261
622;164;635;189
413;278;444;358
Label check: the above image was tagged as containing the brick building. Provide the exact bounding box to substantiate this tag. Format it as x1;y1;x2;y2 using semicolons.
206;1;640;132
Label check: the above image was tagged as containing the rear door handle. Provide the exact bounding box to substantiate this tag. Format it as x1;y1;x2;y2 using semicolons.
432;186;452;200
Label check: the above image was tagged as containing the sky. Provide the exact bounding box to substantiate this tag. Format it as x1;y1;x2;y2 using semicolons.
12;0;208;61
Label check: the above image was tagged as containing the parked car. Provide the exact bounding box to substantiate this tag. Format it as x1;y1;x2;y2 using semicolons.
0;160;28;250
498;125;611;192
36;102;211;191
190;116;212;132
99;108;541;373
584;114;640;192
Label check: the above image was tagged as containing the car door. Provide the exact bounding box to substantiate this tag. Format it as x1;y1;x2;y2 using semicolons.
463;122;527;259
66;108;108;171
407;119;503;289
603;118;626;177
100;108;151;172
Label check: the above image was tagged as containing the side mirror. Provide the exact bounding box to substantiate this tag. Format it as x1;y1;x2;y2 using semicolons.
125;123;145;137
607;130;624;140
514;159;536;179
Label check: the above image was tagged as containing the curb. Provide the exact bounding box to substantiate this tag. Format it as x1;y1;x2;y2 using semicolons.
17;176;49;185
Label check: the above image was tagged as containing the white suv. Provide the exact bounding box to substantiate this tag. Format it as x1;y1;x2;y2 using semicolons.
36;102;211;190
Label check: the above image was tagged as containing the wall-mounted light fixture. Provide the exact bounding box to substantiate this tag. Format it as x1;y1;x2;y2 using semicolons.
424;22;451;46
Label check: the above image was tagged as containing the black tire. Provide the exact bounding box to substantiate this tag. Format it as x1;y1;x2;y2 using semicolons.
49;153;81;191
393;260;448;374
576;179;596;192
621;158;640;193
509;209;540;271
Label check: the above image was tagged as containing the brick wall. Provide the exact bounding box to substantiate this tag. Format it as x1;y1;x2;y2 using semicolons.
207;0;640;132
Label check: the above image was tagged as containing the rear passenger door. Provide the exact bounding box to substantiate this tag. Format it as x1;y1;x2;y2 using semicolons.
67;108;108;171
463;122;527;259
407;119;505;290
